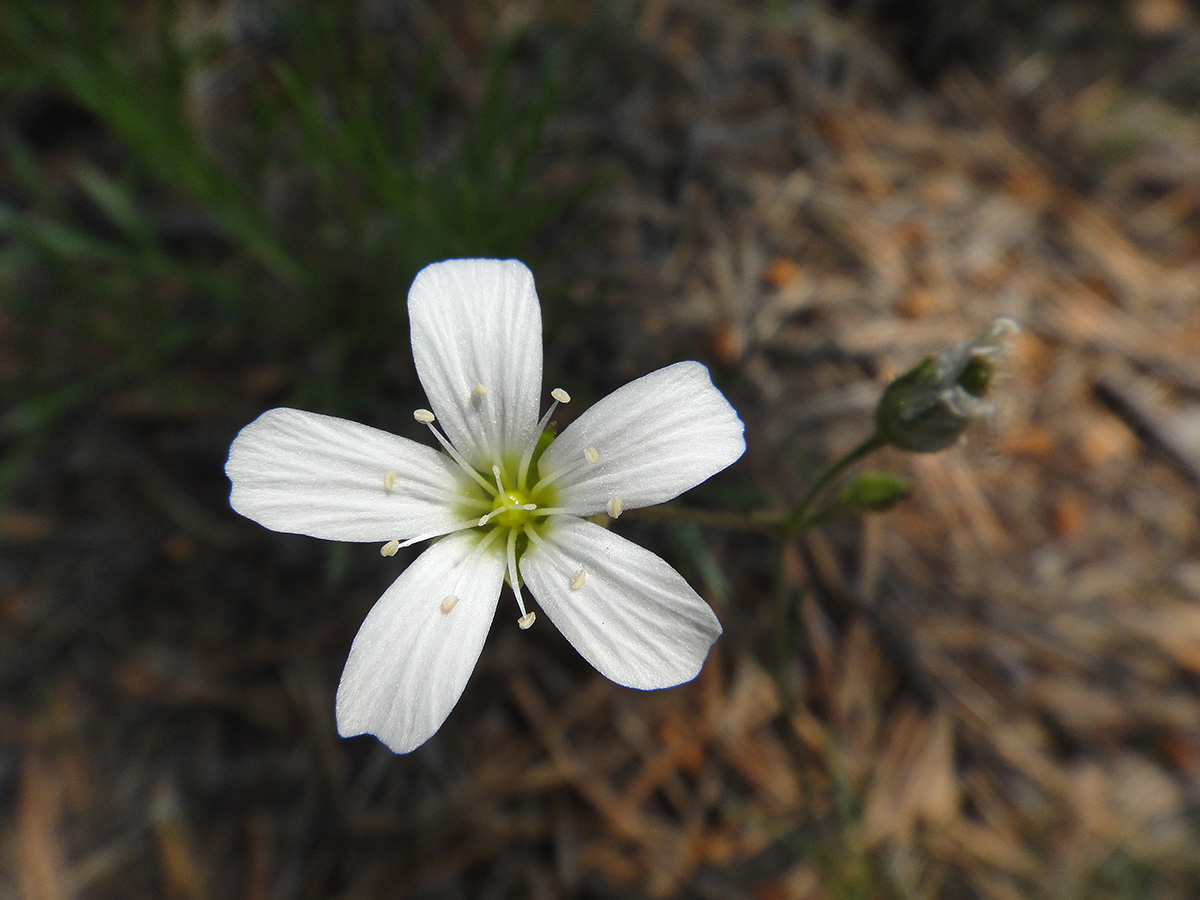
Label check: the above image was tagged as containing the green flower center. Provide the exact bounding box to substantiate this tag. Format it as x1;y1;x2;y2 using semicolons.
488;488;536;529
404;392;604;631
460;451;561;539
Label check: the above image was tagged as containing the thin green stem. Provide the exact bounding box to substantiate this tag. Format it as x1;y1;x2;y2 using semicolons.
784;433;886;533
625;433;887;536
622;505;784;533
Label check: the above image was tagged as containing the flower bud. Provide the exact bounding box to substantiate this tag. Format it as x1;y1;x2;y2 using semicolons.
875;318;1018;453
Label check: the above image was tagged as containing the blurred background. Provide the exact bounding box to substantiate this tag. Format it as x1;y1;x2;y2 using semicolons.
3;0;1200;897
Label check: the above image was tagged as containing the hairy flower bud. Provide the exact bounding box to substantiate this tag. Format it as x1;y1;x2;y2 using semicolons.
875;318;1019;453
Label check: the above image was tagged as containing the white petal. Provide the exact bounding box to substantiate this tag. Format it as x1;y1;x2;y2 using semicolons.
537;361;744;515
336;530;506;753
408;259;543;469
522;517;722;689
226;408;473;542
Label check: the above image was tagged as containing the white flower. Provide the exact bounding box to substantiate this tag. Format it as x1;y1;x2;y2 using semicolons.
225;259;745;753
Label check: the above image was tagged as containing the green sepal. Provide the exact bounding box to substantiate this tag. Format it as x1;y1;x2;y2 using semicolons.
836;471;911;512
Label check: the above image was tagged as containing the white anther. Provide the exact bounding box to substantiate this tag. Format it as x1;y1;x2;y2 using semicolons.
380;540;400;557
606;497;623;519
551;387;570;403
472;382;488;397
383;470;398;492
584;445;599;465
517;611;536;630
413;408;435;424
441;595;460;614
570;569;586;591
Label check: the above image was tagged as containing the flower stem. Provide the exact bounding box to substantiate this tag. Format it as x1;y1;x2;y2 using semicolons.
783;432;886;533
623;505;783;533
626;433;887;536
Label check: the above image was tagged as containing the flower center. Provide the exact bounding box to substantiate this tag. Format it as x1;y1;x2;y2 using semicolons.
403;388;604;630
479;478;538;529
491;491;533;528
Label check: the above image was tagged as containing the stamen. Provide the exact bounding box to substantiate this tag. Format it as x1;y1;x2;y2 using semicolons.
531;446;600;495
506;528;529;623
528;507;575;518
440;530;504;614
517;611;536;629
445;529;504;599
381;540;400;557
606;497;623;519
570;569;586;590
491;464;505;495
516;386;573;491
393;517;489;550
417;417;494;494
413;488;491;512
381;471;490;512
